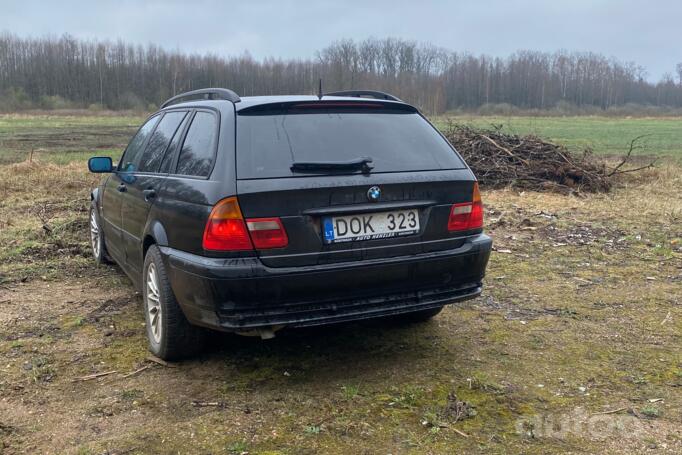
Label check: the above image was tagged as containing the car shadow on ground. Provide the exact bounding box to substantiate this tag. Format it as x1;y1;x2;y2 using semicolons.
181;314;467;389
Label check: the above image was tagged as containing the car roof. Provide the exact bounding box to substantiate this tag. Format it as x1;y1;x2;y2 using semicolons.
160;95;411;112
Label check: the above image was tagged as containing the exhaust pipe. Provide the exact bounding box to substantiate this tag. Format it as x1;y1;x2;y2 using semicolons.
258;328;276;340
236;325;284;339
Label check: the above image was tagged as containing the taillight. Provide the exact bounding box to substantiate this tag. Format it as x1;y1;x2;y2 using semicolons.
203;197;289;251
448;182;484;232
202;197;253;251
246;218;289;249
469;182;484;229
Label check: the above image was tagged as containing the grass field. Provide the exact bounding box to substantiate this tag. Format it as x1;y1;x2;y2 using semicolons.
0;112;144;165
0;113;681;454
0;113;681;167
435;116;682;158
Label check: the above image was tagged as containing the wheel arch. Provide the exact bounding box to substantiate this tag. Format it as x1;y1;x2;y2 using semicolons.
143;221;169;260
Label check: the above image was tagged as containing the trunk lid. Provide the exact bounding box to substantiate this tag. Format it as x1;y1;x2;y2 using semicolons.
237;171;477;267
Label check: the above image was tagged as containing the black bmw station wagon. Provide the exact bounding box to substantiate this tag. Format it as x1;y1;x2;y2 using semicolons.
88;88;492;360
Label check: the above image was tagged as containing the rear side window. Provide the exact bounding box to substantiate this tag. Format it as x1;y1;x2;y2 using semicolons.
120;115;160;172
176;111;218;177
236;107;465;179
159;113;192;174
137;111;187;173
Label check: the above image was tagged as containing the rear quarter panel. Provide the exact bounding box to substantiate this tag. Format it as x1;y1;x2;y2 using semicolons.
148;103;238;256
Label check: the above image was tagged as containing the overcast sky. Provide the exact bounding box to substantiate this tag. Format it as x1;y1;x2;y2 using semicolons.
2;0;680;81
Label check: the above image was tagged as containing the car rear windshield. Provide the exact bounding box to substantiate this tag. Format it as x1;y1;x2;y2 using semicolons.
236;105;465;179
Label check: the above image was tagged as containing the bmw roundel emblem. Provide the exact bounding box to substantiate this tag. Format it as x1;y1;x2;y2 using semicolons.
367;186;381;202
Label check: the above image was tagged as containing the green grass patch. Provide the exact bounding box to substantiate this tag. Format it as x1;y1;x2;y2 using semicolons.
0;112;145;165
2;113;681;167
433;115;682;158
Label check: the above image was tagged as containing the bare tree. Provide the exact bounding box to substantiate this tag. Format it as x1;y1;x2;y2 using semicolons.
1;33;681;114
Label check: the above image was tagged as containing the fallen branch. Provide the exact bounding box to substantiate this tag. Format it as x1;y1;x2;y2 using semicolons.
146;355;177;368
480;134;530;166
72;370;118;382
121;365;151;379
591;407;628;416
190;400;251;413
610;159;657;175
192;400;226;408
608;134;652;176
452;427;469;438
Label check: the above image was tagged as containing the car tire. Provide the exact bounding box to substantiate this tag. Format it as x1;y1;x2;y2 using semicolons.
398;306;444;323
89;204;112;265
143;245;206;360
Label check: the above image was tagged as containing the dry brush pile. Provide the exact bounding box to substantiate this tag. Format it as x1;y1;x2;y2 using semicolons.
443;122;654;194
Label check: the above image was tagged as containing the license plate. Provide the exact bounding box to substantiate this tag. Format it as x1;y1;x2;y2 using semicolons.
322;209;419;243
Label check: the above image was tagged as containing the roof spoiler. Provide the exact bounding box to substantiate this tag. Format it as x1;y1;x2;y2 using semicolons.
324;90;402;102
238;99;417;114
161;88;241;108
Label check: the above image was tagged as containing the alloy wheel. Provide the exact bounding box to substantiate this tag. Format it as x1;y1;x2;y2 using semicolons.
90;210;100;258
146;262;163;343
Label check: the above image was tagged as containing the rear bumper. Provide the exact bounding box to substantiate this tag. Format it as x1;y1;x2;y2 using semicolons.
160;234;492;331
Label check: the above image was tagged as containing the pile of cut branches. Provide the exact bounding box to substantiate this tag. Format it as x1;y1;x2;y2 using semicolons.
443;122;654;194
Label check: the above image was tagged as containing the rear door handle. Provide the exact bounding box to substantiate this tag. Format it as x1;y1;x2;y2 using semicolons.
117;183;127;192
143;189;156;201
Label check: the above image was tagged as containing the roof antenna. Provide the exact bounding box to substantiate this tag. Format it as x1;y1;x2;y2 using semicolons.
317;78;323;100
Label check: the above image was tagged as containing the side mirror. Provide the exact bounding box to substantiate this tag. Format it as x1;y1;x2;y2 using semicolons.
88;156;113;173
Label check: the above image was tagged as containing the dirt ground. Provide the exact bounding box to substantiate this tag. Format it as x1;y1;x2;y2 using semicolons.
1;135;681;453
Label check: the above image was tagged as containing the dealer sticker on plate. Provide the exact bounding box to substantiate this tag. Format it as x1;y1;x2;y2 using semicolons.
322;209;419;243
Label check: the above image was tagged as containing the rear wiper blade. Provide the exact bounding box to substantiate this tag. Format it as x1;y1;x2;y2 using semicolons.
290;157;374;174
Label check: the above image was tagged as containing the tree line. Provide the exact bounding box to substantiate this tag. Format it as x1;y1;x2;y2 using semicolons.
1;33;681;114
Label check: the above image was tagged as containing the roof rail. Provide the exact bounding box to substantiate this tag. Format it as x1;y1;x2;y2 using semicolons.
160;88;240;108
324;90;402;102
